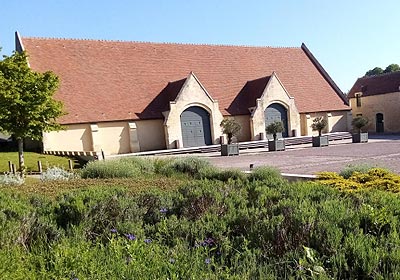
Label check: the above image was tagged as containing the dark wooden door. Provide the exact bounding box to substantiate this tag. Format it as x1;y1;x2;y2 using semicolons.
376;113;384;133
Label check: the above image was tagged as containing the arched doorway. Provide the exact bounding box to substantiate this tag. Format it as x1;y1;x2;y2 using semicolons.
180;106;212;147
376;113;384;133
265;103;288;139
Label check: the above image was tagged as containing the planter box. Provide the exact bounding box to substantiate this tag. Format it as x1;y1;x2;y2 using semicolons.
268;139;285;151
312;136;329;147
352;132;368;143
221;144;239;156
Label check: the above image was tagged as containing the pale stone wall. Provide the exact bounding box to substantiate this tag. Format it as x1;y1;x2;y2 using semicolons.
136;119;166;151
43;119;166;155
251;73;301;139
232;115;251;142
350;92;400;133
164;73;224;148
43;124;93;152
300;110;350;136
96;122;130;154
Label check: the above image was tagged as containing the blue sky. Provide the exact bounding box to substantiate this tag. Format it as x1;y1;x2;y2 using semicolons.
1;0;399;92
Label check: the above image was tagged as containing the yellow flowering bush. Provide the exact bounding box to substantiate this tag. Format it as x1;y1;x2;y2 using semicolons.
317;168;400;193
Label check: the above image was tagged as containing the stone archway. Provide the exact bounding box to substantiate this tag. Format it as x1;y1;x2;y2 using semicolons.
376;113;384;133
265;103;289;138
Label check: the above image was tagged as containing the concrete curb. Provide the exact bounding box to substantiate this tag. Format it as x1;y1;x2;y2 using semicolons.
243;170;317;182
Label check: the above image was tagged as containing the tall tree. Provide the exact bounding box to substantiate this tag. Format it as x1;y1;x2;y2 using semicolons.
365;67;383;76
383;63;400;73
365;64;400;76
0;50;64;173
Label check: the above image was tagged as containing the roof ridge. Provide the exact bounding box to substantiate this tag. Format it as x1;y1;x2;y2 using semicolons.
21;36;300;49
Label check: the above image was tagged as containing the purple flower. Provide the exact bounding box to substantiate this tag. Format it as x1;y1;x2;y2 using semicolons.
201;237;215;247
110;228;117;233
125;233;136;241
144;238;152;244
205;258;211;265
160;208;168;214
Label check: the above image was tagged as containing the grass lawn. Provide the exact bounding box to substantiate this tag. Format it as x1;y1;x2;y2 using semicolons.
0;151;73;173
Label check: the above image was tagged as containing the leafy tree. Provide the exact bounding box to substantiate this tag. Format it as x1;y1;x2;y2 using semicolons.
383;63;400;73
311;116;327;136
220;118;241;144
352;116;369;133
265;121;284;141
0;51;64;173
365;64;400;76
365;67;383;76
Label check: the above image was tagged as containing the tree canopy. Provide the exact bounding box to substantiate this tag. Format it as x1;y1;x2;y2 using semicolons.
220;118;241;144
0;50;64;172
365;64;400;76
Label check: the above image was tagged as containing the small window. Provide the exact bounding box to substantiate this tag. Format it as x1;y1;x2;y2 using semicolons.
356;94;361;107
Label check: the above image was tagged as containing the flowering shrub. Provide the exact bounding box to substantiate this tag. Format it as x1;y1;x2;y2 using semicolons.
317;168;400;193
0;172;24;186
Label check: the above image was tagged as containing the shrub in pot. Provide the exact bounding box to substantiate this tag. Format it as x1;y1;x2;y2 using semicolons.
351;116;369;143
220;118;241;156
311;116;329;147
265;121;285;151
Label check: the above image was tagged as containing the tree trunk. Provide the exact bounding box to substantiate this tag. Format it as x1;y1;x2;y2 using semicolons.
17;138;25;175
227;133;233;144
318;130;322;137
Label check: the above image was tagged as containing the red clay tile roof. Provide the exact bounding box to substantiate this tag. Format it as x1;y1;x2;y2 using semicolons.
348;71;400;98
20;37;350;124
227;76;271;115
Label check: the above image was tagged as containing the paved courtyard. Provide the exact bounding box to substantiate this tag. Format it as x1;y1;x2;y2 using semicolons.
203;135;400;175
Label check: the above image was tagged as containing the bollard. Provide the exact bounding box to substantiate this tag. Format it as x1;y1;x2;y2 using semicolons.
8;161;12;173
37;161;43;174
11;164;16;175
68;159;74;170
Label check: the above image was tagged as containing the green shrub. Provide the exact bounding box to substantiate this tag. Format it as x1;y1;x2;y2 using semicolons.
197;167;246;182
80;157;154;179
157;157;211;177
339;163;374;179
248;166;285;187
212;168;247;182
119;156;155;173
2;166;400;278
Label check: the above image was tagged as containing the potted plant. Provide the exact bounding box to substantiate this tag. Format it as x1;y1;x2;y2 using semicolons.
220;118;241;156
352;116;369;143
311;116;329;147
265;121;285;151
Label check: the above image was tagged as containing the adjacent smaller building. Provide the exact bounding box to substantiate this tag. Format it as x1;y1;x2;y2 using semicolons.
348;71;400;133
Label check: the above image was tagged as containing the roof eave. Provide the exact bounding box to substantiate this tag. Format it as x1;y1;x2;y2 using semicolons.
15;31;25;52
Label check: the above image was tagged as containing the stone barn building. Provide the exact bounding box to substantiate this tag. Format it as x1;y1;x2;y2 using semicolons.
348;71;400;133
16;32;350;155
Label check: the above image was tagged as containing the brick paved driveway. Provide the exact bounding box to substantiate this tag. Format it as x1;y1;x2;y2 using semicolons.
204;135;400;175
